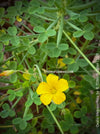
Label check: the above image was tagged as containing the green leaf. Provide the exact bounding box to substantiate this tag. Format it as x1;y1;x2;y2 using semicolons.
12;117;22;124
25;99;34;107
0;34;11;42
34;97;41;105
23;81;29;88
2;103;10;110
36;7;45;14
73;30;84;38
7;26;17;36
83;31;94;40
30;76;36;82
63;58;75;65
70;125;79;134
68;80;76;88
67;48;77;55
10;73;17;83
83;23;94;31
81;106;87;115
9;94;16;101
22;38;30;46
0;52;4;62
81;116;88;124
96;14;100;22
16;91;23;97
28;46;36;55
43;108;54;123
15;1;22;10
63;74;70;81
46;29;56;36
9;110;15;117
49;103;57;111
68;63;79;72
57;15;63;46
28;6;37;14
46;42;56;49
7;89;15;94
48;48;61;57
34;26;45;33
77;59;88;67
19;119;27;130
32;118;38;127
57;102;66;109
0;43;3;51
58;43;69;51
60;120;69;131
32;92;41;105
79;15;88;22
11;36;20;46
71;15;79;20
74;111;81;118
24;113;33;121
83;75;96;88
64;109;74;124
0;8;5;18
0;110;9;118
9;61;17;70
38;33;48;43
48;124;55;133
7;6;17;17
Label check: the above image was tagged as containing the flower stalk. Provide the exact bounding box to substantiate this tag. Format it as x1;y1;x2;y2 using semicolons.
63;30;100;75
35;64;64;134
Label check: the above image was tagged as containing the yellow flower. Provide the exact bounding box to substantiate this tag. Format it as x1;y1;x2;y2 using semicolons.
76;97;82;104
72;37;76;42
0;70;15;76
36;74;69;105
38;131;43;134
0;29;6;33
70;102;76;107
57;58;66;68
23;70;31;80
16;16;22;22
73;91;81;95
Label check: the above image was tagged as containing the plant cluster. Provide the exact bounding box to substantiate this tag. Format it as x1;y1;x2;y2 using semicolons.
0;0;100;134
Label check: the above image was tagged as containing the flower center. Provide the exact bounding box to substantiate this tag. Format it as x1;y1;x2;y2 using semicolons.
50;87;57;94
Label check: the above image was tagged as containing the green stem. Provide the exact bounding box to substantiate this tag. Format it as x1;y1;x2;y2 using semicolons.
39;53;47;68
0;125;13;128
35;64;64;134
75;40;90;59
66;21;82;31
12;97;21;109
47;18;59;30
34;14;55;21
46;105;64;134
0;79;11;83
23;106;29;118
69;1;97;10
21;23;34;34
0;85;14;90
44;7;58;12
57;15;64;47
17;26;27;35
34;64;43;82
63;30;100;75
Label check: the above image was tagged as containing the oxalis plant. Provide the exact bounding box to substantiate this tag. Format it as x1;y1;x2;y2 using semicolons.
0;0;100;134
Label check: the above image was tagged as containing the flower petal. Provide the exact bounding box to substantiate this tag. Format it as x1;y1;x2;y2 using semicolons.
46;74;59;88
36;82;50;95
40;94;53;105
57;79;69;91
52;92;66;104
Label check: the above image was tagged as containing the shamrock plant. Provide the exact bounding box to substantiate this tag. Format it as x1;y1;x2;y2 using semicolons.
0;0;100;134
